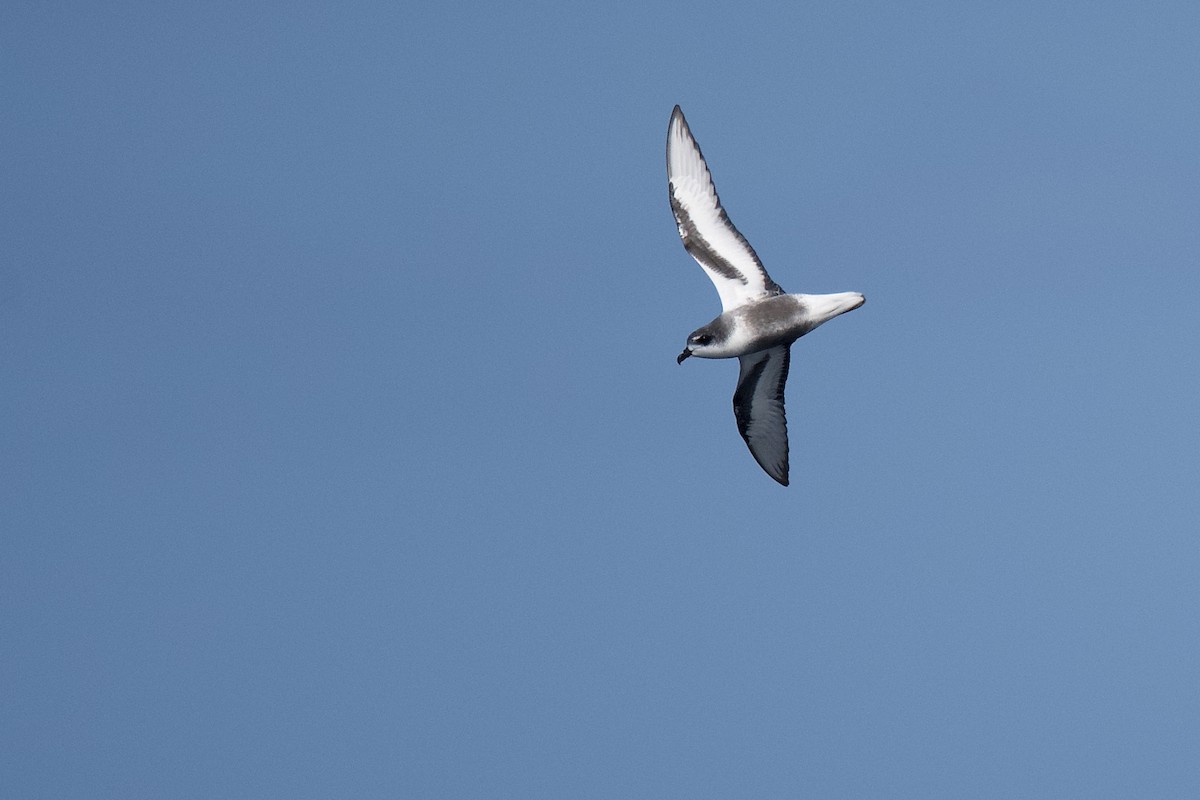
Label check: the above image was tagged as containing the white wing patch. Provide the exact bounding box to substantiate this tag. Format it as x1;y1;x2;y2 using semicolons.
733;346;791;486
667;106;782;312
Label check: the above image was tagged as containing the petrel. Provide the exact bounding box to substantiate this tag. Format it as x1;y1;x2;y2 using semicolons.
667;105;864;486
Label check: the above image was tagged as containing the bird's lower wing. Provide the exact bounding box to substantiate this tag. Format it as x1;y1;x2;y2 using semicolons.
733;346;791;486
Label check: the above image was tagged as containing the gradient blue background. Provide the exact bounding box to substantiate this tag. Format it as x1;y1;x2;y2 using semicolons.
4;2;1199;797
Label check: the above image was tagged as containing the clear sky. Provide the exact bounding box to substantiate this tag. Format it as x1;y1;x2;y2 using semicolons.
4;1;1199;797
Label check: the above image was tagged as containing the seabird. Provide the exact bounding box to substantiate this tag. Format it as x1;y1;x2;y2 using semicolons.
667;105;864;486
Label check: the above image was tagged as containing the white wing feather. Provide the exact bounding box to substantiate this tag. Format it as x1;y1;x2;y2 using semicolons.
667;106;782;312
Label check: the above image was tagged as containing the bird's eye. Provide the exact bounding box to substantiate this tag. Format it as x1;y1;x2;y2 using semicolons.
695;334;712;345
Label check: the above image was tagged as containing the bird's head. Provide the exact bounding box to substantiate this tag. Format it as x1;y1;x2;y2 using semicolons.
677;325;723;364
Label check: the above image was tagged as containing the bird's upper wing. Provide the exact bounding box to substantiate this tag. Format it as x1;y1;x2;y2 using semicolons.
667;105;783;312
733;345;791;486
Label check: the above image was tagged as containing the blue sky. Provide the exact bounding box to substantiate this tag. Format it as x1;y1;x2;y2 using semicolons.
3;1;1199;797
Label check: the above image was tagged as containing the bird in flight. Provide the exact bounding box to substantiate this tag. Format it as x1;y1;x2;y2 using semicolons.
667;105;864;486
